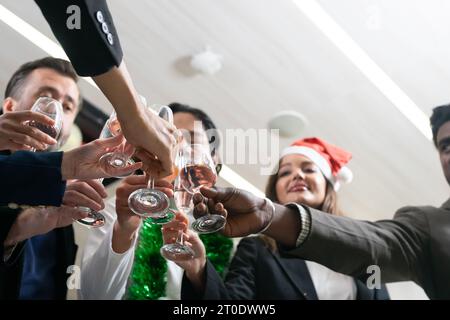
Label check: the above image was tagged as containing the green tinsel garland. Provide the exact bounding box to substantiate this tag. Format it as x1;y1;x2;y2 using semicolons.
127;219;233;300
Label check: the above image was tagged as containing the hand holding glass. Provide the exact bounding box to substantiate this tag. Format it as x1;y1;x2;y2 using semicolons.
28;97;63;151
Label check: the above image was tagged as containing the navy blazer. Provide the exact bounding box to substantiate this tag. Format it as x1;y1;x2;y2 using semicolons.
0;151;66;206
35;0;123;77
0;206;77;300
181;237;390;300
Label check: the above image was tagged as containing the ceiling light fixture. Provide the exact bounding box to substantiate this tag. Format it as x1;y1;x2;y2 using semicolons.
190;45;223;75
268;110;308;138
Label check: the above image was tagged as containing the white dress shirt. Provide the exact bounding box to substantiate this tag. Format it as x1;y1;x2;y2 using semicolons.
78;198;138;300
78;198;187;300
305;260;357;300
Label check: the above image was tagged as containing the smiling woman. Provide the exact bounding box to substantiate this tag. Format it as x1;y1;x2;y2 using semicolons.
262;137;350;253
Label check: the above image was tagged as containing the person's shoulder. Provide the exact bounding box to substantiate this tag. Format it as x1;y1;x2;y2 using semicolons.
238;236;263;245
393;202;445;231
395;203;444;217
234;236;266;252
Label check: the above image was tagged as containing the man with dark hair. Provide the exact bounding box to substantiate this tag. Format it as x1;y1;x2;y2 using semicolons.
431;104;450;147
0;56;132;206
3;57;80;150
169;103;219;150
189;105;450;299
0;57;114;300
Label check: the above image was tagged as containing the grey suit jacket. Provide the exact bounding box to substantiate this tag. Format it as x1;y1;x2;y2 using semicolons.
289;199;450;299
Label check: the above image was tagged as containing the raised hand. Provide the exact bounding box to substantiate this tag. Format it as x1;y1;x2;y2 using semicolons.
192;187;273;237
63;179;107;212
0;110;57;151
61;134;142;180
112;175;173;253
161;211;206;282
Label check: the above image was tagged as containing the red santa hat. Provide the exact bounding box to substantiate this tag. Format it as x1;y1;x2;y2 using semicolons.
280;137;353;191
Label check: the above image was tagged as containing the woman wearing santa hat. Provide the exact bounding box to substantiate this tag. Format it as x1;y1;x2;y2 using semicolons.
162;137;390;300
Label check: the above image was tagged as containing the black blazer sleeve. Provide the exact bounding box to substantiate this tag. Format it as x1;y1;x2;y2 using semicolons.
181;237;258;300
35;0;123;76
0;151;66;206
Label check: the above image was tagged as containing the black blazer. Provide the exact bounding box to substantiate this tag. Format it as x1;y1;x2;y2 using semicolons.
0;149;67;262
182;237;390;300
35;0;123;76
0;206;77;300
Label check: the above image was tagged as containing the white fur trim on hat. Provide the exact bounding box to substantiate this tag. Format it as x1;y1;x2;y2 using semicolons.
281;146;333;182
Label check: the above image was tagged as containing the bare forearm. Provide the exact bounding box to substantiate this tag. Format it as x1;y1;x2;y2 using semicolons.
185;261;207;293
92;61;142;121
4;208;40;246
111;222;137;254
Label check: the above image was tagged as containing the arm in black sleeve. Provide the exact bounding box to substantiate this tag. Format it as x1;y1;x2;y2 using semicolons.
0;151;66;206
35;0;123;76
181;237;257;300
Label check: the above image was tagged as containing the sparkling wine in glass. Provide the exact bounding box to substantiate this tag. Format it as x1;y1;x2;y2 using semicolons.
180;144;225;234
180;164;217;191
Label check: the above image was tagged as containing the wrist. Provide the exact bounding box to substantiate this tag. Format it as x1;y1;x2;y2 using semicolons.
259;198;275;234
185;258;207;288
112;221;138;254
4;208;37;246
115;96;143;123
61;151;75;180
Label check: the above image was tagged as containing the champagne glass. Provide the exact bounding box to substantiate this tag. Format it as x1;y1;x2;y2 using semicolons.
75;201;106;228
76;112;135;228
160;176;195;261
28;97;63;152
98;111;136;177
180;144;225;234
127;105;175;224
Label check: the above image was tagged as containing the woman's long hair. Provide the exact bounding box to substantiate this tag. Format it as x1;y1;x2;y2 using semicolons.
260;168;342;252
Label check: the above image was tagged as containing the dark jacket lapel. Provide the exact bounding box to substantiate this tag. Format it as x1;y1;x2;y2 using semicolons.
355;279;390;300
270;250;318;300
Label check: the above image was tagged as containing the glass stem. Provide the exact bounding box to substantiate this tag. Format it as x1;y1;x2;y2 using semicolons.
176;229;184;245
147;174;154;189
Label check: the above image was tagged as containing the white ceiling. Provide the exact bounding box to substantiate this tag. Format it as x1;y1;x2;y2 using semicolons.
0;0;448;221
